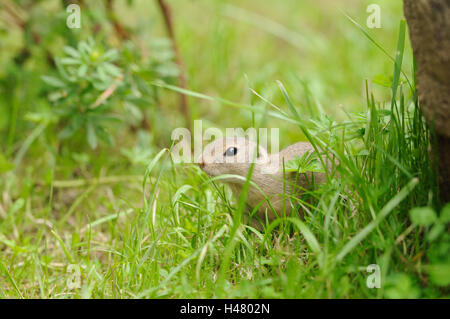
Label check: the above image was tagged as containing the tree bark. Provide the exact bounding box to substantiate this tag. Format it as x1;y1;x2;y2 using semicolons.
403;0;450;202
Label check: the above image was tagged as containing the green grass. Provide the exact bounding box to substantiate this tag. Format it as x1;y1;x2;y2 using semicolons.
0;0;448;298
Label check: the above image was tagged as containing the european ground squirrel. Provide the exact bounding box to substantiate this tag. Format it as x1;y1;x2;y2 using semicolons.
198;137;328;223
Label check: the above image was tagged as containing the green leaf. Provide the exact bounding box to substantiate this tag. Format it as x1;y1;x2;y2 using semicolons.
357;149;370;156
427;238;450;264
63;46;81;58
391;20;406;100
86;122;98;149
85;209;134;229
25;111;57;123
277;80;300;121
96;65;109;82
78;41;92;57
103;62;122;77
427;223;445;242
60;57;81;65
384;273;420;299
51;229;74;264
440;204;450;223
59;124;77;139
288;218;322;256
48;91;65;102
409;207;437;226
58;116;82;139
94;125;114;146
102;49;118;61
41;75;66;88
425;264;450;287
172;185;193;206
155;62;179;78
285;151;325;173
143;148;168;190
77;64;88;77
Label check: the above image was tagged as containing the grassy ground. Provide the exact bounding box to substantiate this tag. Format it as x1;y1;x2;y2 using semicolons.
0;0;448;298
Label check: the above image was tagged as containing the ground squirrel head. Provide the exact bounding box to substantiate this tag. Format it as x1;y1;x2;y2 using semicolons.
198;137;271;181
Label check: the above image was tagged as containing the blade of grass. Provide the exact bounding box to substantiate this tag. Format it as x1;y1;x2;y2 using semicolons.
151;81;301;126
342;13;412;90
81;209;134;232
215;161;256;297
51;229;75;264
336;177;418;262
0;261;24;298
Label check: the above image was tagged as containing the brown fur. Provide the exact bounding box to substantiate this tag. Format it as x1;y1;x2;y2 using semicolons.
198;137;327;222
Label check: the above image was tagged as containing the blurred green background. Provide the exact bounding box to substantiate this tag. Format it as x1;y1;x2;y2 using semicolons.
1;0;410;149
3;1;445;300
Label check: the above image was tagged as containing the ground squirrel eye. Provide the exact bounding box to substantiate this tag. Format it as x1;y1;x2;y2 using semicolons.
224;147;238;157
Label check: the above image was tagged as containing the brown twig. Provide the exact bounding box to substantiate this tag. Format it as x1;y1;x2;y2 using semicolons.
106;0;130;40
156;0;191;131
2;0;27;28
105;0;153;133
3;0;58;67
91;76;123;109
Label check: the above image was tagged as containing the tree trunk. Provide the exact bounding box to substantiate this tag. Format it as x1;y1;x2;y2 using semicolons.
403;0;450;202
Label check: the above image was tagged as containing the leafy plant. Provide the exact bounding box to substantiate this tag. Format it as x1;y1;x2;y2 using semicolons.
285;151;325;173
384;273;420;299
42;37;179;150
409;204;450;286
42;38;123;149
